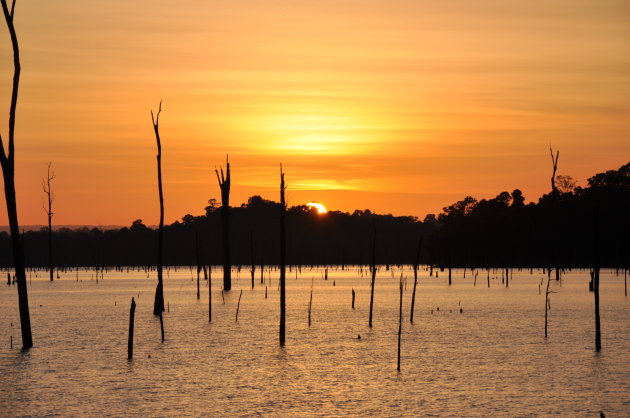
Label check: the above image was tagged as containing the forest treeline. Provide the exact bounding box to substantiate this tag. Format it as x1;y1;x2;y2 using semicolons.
0;161;627;269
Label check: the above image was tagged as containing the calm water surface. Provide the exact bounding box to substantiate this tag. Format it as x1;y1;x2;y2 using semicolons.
1;267;629;416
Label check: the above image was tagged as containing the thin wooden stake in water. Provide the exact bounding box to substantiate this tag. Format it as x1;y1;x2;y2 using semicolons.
235;289;243;322
397;279;403;372
308;278;313;326
351;288;355;309
128;297;136;360
368;227;377;328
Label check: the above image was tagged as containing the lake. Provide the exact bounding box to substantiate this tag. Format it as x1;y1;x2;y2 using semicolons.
1;267;629;416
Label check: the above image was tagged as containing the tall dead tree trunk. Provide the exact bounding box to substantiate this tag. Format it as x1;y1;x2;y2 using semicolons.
195;230;201;300
208;265;212;322
410;236;422;323
368;226;376;328
397;278;403;372
250;229;255;289
215;156;231;291
151;102;165;316
128;297;136;360
0;0;32;349
549;146;561;281
42;162;55;281
544;273;551;338
279;165;287;346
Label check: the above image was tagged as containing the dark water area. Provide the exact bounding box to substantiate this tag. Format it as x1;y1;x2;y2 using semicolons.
1;267;629;416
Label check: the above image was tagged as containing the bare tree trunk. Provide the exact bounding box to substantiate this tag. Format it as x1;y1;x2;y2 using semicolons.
250;229;255;289
235;290;243;322
151;102;165;316
544;274;551;338
549;147;561;280
308;278;313;326
397;278;403;372
279;165;286;346
195;230;201;300
208;265;212;322
128;297;136;360
593;207;601;352
0;0;32;349
410;237;422;323
215;156;231;291
368;226;376;328
42;162;55;281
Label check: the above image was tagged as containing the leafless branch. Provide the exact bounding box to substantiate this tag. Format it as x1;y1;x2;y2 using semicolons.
549;145;559;194
151;100;162;127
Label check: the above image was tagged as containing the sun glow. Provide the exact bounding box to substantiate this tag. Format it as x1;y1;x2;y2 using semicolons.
306;202;328;214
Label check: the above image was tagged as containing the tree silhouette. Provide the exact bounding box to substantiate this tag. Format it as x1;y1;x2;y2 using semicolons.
0;0;32;349
42;162;55;281
151;101;165;315
549;146;561;280
215;156;232;291
279;164;287;346
555;174;577;194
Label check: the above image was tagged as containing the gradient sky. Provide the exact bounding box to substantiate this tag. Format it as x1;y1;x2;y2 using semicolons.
0;0;628;226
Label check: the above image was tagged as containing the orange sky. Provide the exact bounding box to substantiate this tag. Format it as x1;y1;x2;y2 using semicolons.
0;1;628;226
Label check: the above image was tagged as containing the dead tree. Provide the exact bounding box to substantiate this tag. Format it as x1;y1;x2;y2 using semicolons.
151;101;165;315
215;156;232;291
308;277;313;326
195;230;201;300
128;297;136;360
592;207;601;352
549;146;561;281
410;237;422;323
235;289;243;322
208;265;212;322
249;229;255;289
279;165;287;346
0;0;32;349
41;162;55;281
397;278;403;372
368;226;376;328
544;273;552;338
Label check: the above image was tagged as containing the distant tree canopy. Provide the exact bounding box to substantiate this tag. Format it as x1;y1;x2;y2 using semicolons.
427;162;629;268
1;162;627;268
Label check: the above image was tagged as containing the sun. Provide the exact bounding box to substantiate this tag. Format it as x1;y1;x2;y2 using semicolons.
306;202;327;214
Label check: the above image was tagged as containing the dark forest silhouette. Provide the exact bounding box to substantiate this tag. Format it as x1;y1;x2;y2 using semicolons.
2;161;627;270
